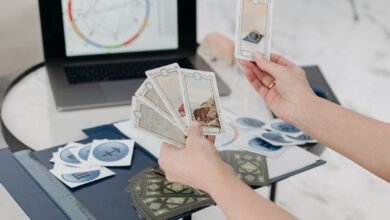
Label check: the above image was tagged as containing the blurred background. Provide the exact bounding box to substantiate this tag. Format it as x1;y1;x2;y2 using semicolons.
0;0;389;219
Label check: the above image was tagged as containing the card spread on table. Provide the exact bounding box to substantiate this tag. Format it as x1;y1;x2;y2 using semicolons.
235;0;273;61
49;139;135;188
131;63;225;147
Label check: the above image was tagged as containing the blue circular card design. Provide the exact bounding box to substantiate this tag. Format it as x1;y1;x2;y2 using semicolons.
78;144;91;161
287;134;313;141
248;137;282;151
92;142;129;162
62;170;100;183
261;132;291;143
271;122;300;134
236;117;265;129
60;146;81;164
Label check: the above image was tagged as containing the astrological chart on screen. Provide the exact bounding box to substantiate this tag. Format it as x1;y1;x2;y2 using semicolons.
61;0;179;57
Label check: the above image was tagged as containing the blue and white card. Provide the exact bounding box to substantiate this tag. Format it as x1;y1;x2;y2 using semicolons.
258;129;306;146
50;163;115;188
87;140;135;167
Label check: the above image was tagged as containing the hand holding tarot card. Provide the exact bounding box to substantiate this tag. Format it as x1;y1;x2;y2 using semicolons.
235;0;273;61
131;63;224;147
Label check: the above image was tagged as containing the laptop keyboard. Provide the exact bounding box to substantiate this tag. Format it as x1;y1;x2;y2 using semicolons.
65;58;194;84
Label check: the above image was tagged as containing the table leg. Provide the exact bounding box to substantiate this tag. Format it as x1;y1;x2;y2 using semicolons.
270;182;277;202
183;215;192;220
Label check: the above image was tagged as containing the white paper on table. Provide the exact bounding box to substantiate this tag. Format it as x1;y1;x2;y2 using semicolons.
267;146;321;179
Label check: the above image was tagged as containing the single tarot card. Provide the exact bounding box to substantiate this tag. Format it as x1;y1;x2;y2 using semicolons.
233;115;267;130
132;194;213;220
54;143;86;167
135;78;176;124
50;166;115;189
180;69;224;135
87;139;135;167
146;63;187;131
285;134;318;144
264;119;303;137
231;151;269;186
131;97;186;147
68;143;92;163
235;0;273;61
258;129;306;146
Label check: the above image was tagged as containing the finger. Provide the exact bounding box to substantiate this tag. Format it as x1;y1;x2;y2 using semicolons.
271;53;296;68
188;121;203;139
159;143;180;170
238;59;253;69
161;143;181;154
207;136;216;144
243;61;275;88
242;67;269;99
254;53;286;79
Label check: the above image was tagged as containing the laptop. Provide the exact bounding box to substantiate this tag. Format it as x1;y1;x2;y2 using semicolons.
38;0;230;111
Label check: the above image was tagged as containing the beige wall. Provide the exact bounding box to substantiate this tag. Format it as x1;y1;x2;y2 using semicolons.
0;0;43;78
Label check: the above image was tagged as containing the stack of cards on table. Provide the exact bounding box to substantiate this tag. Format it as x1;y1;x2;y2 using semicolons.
126;151;268;220
130;63;224;147
50;139;135;188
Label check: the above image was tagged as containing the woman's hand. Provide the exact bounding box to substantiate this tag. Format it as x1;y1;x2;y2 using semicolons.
239;53;316;124
158;121;235;192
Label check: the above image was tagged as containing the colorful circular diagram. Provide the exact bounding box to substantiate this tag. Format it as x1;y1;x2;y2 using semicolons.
68;0;150;49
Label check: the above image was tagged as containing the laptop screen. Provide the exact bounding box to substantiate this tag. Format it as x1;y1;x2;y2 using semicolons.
61;0;179;57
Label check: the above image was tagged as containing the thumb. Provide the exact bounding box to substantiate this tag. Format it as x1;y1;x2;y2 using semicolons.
254;53;285;79
188;121;203;138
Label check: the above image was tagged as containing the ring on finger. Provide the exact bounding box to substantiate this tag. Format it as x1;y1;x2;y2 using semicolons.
267;82;276;89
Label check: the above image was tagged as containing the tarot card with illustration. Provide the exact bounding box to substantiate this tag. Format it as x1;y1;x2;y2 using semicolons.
146;63;187;131
135;78;176;124
179;69;224;135
235;0;273;61
130;97;186;147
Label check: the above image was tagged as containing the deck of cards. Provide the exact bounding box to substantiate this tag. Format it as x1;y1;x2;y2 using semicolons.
126;150;269;220
130;63;224;147
50;139;135;188
235;0;273;61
